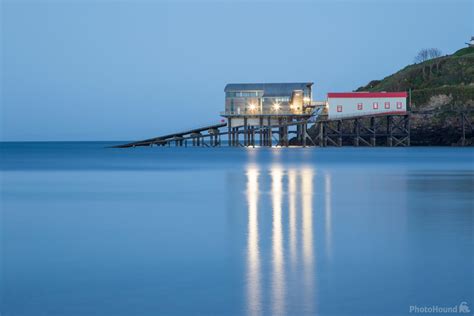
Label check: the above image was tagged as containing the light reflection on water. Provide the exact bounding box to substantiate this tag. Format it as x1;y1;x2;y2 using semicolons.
246;166;261;316
271;166;285;316
246;165;324;316
324;172;333;261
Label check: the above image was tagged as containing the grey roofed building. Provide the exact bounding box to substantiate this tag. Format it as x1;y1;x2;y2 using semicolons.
222;82;315;120
224;82;313;97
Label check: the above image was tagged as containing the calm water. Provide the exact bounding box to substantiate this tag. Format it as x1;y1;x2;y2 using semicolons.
1;143;473;316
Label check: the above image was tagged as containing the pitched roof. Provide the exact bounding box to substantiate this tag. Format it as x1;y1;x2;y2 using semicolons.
225;82;313;97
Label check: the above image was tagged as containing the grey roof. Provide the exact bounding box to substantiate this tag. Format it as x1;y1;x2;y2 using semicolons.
225;82;313;97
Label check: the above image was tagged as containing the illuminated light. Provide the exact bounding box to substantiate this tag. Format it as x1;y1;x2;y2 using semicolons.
304;97;310;103
248;103;256;111
273;103;280;111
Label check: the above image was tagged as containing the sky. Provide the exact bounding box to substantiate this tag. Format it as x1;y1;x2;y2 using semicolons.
1;0;473;141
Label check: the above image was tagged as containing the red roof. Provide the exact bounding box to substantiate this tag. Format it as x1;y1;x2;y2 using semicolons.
327;92;408;98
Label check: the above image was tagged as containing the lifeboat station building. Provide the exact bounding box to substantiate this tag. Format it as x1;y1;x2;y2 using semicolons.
221;82;317;146
221;83;316;127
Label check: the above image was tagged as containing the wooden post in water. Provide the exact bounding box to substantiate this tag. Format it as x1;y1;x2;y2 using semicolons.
302;121;307;147
370;117;376;146
244;118;248;147
228;118;232;147
387;116;393;147
354;118;360;147
267;117;272;147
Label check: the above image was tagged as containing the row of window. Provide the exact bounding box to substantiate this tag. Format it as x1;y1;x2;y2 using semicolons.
336;101;403;112
268;97;290;102
226;93;291;102
226;91;262;98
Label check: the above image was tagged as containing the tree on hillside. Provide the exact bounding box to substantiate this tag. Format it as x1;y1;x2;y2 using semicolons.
414;48;442;63
428;48;442;59
414;49;430;63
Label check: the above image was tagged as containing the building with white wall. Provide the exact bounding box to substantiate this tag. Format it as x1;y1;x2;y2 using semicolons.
327;92;408;120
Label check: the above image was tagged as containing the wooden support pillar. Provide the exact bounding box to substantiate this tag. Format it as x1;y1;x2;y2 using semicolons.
263;127;267;146
267;117;272;147
323;122;328;147
233;127;236;146
297;122;302;144
319;122;324;147
406;114;411;147
265;127;269;146
337;120;342;147
228;118;232;147
278;118;282;147
370;117;376;146
387;116;393;147
251;127;255;147
235;127;239;146
244;118;248;147
354;118;360;147
302;121;307;147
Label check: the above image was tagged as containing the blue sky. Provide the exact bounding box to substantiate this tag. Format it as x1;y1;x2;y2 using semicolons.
1;0;472;141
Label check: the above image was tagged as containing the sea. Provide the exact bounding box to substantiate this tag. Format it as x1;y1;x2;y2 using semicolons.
1;142;473;316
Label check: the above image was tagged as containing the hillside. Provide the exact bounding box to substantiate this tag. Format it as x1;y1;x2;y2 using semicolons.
356;47;474;108
354;47;474;145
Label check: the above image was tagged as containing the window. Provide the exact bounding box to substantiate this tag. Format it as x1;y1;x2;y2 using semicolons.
396;101;403;109
357;103;363;110
373;102;379;109
226;91;262;98
337;105;343;112
274;97;290;102
384;102;390;109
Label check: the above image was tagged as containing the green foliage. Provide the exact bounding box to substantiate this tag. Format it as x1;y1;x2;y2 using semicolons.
356;47;474;107
453;47;474;57
411;86;474;107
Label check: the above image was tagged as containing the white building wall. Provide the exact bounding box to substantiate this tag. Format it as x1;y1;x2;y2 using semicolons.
327;93;407;120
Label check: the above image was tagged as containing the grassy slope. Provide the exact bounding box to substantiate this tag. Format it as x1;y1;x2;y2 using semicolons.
356;47;474;109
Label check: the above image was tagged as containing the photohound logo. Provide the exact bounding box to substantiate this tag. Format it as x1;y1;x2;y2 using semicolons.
409;301;471;313
459;302;470;313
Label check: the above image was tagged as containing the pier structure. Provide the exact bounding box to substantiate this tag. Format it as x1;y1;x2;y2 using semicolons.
114;83;471;148
113;122;226;148
113;113;413;148
311;113;410;147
